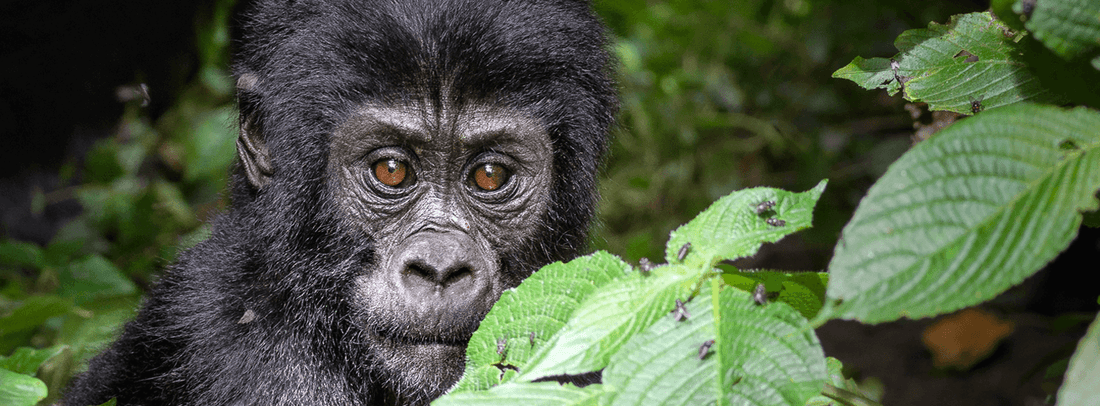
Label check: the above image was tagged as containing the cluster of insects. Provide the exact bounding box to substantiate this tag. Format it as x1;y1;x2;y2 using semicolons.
646;199;791;365
754;199;785;227
669;300;715;361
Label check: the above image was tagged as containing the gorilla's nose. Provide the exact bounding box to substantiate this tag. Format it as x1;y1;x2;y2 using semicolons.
394;231;495;307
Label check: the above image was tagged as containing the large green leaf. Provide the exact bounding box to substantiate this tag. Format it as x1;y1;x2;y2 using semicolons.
56;255;138;305
1025;0;1100;67
445;184;830;403
665;180;826;269
0;296;71;338
514;268;693;382
0;346;66;375
602;284;825;406
824;104;1100;323
454;252;633;392
833;12;1063;114
434;382;603;406
1058;313;1100;406
721;271;829;320
0;241;45;268
0;368;47;406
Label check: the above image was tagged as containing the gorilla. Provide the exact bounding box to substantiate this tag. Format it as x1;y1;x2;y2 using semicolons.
62;0;616;404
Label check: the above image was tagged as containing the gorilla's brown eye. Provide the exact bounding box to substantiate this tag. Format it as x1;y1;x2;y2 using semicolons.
472;163;509;191
373;159;408;187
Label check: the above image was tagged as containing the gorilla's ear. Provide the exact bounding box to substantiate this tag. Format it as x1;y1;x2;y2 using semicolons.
236;73;274;189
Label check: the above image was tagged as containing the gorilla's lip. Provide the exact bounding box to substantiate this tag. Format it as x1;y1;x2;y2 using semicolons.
371;325;474;347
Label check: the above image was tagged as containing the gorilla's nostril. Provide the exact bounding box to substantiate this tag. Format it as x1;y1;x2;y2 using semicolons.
403;260;477;290
442;267;473;287
406;261;437;283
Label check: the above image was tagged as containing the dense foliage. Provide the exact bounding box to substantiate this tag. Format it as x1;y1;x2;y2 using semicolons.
434;2;1100;404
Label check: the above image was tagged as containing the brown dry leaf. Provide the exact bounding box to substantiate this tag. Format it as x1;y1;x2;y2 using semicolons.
921;307;1014;370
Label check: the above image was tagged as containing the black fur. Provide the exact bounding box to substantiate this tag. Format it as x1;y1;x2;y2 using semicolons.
63;0;616;405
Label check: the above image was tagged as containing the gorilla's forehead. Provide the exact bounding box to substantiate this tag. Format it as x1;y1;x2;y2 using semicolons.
242;0;608;112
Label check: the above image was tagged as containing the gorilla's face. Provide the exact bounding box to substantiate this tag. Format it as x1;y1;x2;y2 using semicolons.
327;101;554;397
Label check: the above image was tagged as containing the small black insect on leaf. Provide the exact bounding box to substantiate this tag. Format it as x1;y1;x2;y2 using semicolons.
672;298;690;322
529;331;536;347
1059;139;1080;151
752;283;768;305
766;218;785;227
491;336;518;377
638;257;655;275
753;200;776;215
889;58;908;92
698;339;715;360
969;97;984;115
496;337;508;358
677;242;691;262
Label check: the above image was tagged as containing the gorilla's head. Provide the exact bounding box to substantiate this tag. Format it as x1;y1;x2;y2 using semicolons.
231;0;616;402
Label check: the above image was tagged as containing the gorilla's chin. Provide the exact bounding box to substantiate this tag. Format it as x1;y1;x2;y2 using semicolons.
371;335;468;402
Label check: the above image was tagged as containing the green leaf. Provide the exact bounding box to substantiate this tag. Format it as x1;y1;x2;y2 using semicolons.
0;368;47;406
991;0;1027;32
514;266;693;382
1058;313;1100;406
57;255;138;305
665;180;827;269
57;297;138;365
0;346;66;375
455;252;633;392
1084;209;1100;228
602;284;825;406
833;12;1063;114
434;382;603;406
83;141;126;184
0;241;45;269
806;357;884;406
1025;0;1100;64
824;104;1100;323
0;296;71;338
720;271;829;320
449;183;833;402
183;107;237;183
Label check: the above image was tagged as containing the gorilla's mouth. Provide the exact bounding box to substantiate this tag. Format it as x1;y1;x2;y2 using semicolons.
377;330;471;347
369;320;478;348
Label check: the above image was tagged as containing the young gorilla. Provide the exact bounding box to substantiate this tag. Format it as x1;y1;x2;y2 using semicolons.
62;0;616;404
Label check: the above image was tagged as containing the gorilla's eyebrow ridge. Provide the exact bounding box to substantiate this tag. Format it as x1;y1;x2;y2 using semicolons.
456;112;544;147
345;105;544;148
355;106;431;143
